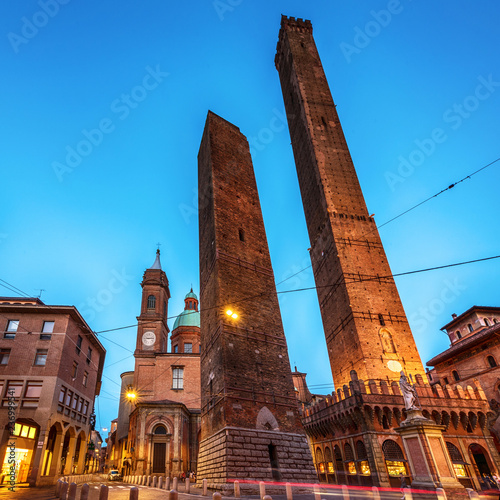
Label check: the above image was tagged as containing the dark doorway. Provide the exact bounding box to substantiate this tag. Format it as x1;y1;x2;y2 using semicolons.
268;443;281;481
470;443;492;482
152;442;166;473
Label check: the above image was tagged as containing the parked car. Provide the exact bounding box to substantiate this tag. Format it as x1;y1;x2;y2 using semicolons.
108;470;122;481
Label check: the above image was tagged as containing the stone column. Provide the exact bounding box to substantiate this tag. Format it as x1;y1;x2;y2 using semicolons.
28;428;46;486
49;429;64;477
363;432;391;487
63;435;78;475
395;410;464;492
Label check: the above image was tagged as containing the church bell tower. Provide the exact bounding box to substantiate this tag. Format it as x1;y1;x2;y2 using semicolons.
135;249;170;354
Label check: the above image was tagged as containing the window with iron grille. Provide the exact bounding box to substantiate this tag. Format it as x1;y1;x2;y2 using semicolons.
382;440;405;460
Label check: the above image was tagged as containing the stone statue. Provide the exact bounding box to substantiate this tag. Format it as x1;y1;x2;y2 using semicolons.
399;371;419;410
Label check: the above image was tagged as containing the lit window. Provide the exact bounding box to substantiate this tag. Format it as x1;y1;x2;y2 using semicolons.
347;462;356;474
172;367;184;389
0;348;11;365
83;371;88;387
76;335;83;355
360;461;371;475
87;347;92;365
327;462;334;474
12;423;37;439
5;320;19;339
71;362;78;378
184;343;192;353
34;349;48;366
41;321;54;340
147;295;156;310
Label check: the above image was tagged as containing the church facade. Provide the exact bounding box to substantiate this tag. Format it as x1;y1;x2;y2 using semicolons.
120;251;201;477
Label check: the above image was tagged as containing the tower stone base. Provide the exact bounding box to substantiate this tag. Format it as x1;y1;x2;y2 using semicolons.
197;426;317;491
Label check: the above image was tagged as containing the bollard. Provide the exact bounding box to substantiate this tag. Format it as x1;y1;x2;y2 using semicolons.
55;479;62;497
170;489;179;500
143;475;147;485
234;480;241;498
80;484;90;500
68;482;77;500
259;481;266;500
153;476;157;488
341;484;349;500
286;482;293;500
213;493;222;500
99;484;109;500
186;477;190;494
203;478;208;496
436;488;447;500
173;476;178;491
60;481;68;500
147;475;151;486
159;476;163;489
402;487;412;500
466;488;480;500
130;487;139;500
166;477;171;490
372;486;380;500
314;484;322;500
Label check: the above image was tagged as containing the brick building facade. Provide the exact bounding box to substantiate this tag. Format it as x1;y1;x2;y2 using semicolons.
121;251;201;477
275;15;500;493
0;297;105;486
196;111;316;489
427;306;500;445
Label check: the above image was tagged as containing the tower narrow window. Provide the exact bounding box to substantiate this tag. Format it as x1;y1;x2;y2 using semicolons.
378;313;385;326
147;295;156;310
456;330;462;339
239;228;245;242
487;356;497;368
452;370;460;381
268;443;281;480
484;318;490;326
467;324;473;333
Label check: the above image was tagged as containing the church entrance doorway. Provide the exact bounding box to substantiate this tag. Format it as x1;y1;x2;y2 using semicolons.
152;443;166;473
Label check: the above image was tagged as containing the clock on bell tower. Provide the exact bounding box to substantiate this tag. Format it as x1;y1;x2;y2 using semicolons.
135;249;170;354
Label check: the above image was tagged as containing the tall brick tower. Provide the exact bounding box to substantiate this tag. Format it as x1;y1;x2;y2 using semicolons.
197;111;316;488
275;16;426;390
135;250;170;354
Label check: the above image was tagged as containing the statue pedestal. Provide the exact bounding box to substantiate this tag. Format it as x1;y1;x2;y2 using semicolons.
395;410;464;492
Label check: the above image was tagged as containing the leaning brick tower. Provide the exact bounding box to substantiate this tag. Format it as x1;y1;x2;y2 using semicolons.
196;111;316;488
275;16;426;390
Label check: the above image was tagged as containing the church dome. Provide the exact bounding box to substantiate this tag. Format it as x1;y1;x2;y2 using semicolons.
185;290;198;300
173;309;200;329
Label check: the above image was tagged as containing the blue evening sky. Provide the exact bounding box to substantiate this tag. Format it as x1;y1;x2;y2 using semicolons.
1;1;499;434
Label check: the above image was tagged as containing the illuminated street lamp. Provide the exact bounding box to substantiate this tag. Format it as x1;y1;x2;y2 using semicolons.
225;309;238;319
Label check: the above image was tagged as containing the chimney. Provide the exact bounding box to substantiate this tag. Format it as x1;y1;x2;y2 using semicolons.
452;313;457;319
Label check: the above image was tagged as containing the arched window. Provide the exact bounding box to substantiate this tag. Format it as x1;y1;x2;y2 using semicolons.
153;425;167;435
446;442;468;479
356;440;371;476
315;447;325;474
147;295;156;310
456;330;462;339
468;324;474;333
344;443;356;475
487;356;497;368
324;447;334;474
484;318;490;326
382;440;407;477
494;318;498;324
452;370;460;381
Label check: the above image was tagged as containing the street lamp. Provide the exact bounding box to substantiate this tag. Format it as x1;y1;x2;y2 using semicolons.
225;309;238;319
